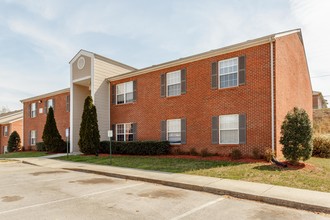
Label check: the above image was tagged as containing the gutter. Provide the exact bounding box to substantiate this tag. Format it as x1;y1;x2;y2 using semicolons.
270;39;275;155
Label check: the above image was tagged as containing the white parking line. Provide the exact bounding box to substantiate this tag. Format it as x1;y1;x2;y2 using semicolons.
170;197;225;220
0;183;144;215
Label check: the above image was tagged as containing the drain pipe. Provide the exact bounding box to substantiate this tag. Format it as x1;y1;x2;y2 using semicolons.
270;40;275;155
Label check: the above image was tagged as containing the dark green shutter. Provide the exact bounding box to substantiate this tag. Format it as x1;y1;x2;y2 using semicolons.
211;62;218;89
181;69;186;94
181;118;186;144
239;56;246;85
35;130;38;144
28;104;31;118
160;74;166;97
133;80;137;102
29;131;31;145
239;114;246;144
112;85;116;104
44;101;47;114
212;116;219;144
52;99;55;112
35;103;38;116
132;123;137;141
161;120;166;141
112;124;116;141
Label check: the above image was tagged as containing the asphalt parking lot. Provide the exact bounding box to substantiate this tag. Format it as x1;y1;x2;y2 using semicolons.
0;160;329;220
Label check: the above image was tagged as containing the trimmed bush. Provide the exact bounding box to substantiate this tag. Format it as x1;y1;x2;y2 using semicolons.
280;107;313;164
201;148;212;157
189;148;198;156
99;141;170;155
78;96;100;156
36;142;47;151
42;107;66;153
313;135;330;158
231;149;242;160
263;149;273;162
7;131;21;152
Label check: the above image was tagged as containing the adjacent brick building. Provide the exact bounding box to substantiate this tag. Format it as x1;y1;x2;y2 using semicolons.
313;91;328;109
16;28;310;157
0;110;23;154
20;88;70;150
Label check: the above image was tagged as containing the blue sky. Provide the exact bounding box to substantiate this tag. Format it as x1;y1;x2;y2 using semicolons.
1;0;329;110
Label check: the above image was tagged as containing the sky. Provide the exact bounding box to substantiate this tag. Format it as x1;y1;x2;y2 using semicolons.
0;0;330;110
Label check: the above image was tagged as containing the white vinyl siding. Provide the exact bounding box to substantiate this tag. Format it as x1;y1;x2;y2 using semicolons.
166;70;181;97
116;81;133;104
116;123;133;141
219;114;239;144
31;103;36;118
167;119;181;144
219;57;238;88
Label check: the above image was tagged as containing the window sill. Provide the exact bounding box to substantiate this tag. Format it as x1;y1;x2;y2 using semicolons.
218;85;239;91
113;102;136;106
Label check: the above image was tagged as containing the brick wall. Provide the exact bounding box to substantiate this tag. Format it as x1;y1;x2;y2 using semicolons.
110;43;273;156
0;119;23;154
274;33;313;157
23;92;70;150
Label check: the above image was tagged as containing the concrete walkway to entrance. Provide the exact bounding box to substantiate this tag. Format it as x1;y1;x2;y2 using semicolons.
19;157;330;214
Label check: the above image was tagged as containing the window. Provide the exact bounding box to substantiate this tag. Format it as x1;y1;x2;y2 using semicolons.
167;70;181;97
47;99;53;112
219;57;238;88
219;114;239;144
65;128;70;139
116;81;133;104
167;119;181;144
66;95;70;112
116;123;133;141
31;103;36;118
3;126;8;136
30;130;36;146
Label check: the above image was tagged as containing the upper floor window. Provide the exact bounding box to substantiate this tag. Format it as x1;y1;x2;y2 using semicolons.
116;81;134;104
3;126;8;136
31;103;36;118
66;95;70;112
167;70;181;97
219;58;238;88
211;56;245;90
116;123;134;141
161;69;186;97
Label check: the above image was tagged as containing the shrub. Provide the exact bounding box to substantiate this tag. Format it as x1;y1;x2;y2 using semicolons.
252;148;262;159
201;148;212;157
263;149;273;162
42;107;66;153
189;148;199;156
36;142;47;151
312;135;330;158
280;107;313;164
231;149;242;160
99;141;170;155
78;96;100;156
7;131;21;152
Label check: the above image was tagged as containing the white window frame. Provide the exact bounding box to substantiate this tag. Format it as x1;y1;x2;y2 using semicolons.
3;126;8;136
47;99;53;113
166;70;181;97
167;119;181;144
219;114;239;144
30;130;36;146
116;81;134;104
218;57;239;89
31;103;36;118
116;123;133;141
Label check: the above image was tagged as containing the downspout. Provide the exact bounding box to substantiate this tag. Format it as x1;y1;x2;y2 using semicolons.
270;40;275;155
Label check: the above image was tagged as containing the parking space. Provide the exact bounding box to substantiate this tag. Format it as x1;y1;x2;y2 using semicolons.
0;161;329;220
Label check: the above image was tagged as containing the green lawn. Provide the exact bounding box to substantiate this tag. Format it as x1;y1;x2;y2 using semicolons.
57;155;330;192
0;151;47;158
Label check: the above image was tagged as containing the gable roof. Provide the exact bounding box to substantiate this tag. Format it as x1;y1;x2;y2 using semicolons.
107;29;302;81
20;88;70;103
0;110;23;124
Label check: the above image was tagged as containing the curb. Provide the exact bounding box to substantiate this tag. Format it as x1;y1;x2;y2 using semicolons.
63;167;330;214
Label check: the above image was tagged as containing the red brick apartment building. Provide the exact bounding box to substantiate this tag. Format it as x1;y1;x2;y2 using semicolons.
68;29;312;157
0;110;23;154
20;89;70;150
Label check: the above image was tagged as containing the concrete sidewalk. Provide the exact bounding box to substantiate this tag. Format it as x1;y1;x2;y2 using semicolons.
19;157;330;214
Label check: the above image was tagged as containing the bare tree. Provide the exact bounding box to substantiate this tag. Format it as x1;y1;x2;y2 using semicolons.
0;106;10;114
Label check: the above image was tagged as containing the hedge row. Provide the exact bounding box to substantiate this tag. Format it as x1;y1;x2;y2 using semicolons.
99;141;170;155
36;141;70;153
